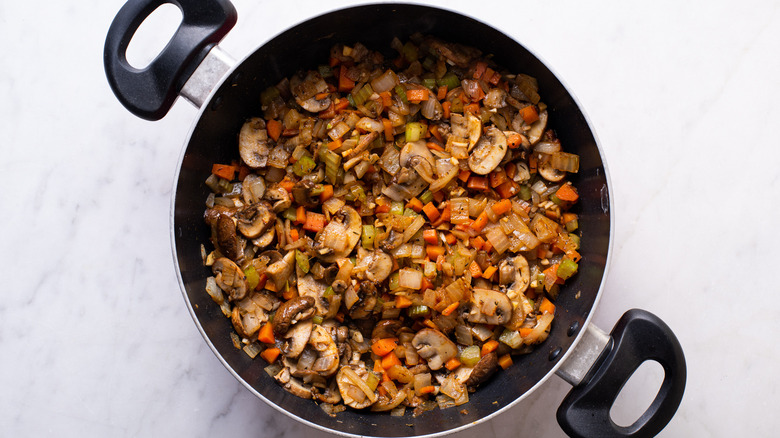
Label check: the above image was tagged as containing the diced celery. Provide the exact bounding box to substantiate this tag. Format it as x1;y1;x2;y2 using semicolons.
394;85;408;103
362;225;376;249
556;258;578;280
499;329;523;349
322;149;342;184
295;250;310;274
422;77;437;90
282;207;298;221
323;286;334;298
317;64;333;78
390;201;405;216
436;72;460;91
366;371;381;391
402;41;418;62
407;305;430;318
518;184;532;201
312;315;324;325
569;234;580;249
403;207;418;217
418;190;433;205
293;154;316;177
260;86;280;107
459;345;481;367
244;266;260;291
352;83;374;106
388;272;400;291
405;122;426;142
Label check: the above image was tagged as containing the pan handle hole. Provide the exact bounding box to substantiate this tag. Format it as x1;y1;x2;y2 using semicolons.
125;3;182;69
610;360;664;427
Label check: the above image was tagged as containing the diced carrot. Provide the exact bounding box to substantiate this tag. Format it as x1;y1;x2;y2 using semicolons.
211;163;237;181
423;229;439;245
504;162;517;180
260;347;281;363
338;66;355;92
289;228;299;242
556;183;579;202
294;205;306;225
327;138;343;151
282;284;296;300
426;141;445;152
395;295;413;309
543;264;559;292
429;124;444;143
373;360;385;374
473;60;488;80
441;301;460;317
491;199;512;216
372;338;398;357
422;202;440;222
445;357;462;371
507;132;525;149
562;212;578;224
381;352;402;370
376;204;391;214
467;176;489;191
442;101;451;119
529;154;538;173
481;340;499;356
237;165;251;181
497;354;513;370
519;327;534;338
484;67;500;85
496;181;519;199
382;118;394;141
539;297;556;315
426;244;445;260
432;190;445;203
444;233;456;245
519;105;539;124
482;265;497;280
279;179;294;193
468;260;483;279
431;202;451;226
256;273;268;291
458;169;471;183
406;197;424;213
489;168;508;188
419;385;436;395
406;88;429;103
302;211;326;232
266;119;282;142
470;211;489;233
258;323;275;344
319;184;334;202
436;85;447;101
318;102;336;119
482;240;493;253
464;102;480;115
423;319;438;330
333;98;350;113
379;91;392;107
420;277;434;293
470;236;485;250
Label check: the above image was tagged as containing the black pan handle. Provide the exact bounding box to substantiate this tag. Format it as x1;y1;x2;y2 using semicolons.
104;0;237;120
557;309;686;438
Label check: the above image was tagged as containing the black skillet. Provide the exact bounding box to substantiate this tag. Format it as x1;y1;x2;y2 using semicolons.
104;1;686;436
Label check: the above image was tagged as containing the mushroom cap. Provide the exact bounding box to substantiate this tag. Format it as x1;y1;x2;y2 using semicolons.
236;201;274;239
464;288;513;325
212;257;248;301
273;296;316;335
282;319;314;358
411;328;458;371
313;206;362;262
468;126;508;175
239;118;270;169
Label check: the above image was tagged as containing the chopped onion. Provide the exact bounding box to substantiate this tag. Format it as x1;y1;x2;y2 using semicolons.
531;179;548;195
455;324;474;346
356;117;384;133
485;226;510;254
533;140;561;154
243;342;262;359
378;145;401;176
471;324;494;342
414;373;432;395
370;69;400;93
403;215;425;243
449;197;470;224
551;151;580;173
398;268;423;290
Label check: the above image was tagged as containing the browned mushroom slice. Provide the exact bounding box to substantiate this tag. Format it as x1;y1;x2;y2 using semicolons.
235;201;274;239
297;274;341;319
273;296;316;335
464;351;498;387
355;249;394;283
309;325;339;377
212;257;248;301
239;118;270;168
266;250;295;291
468;126;508;175
282;319;314;358
411;328;458;371
372;319;402;340
525;109;548;145
241;174;266;204
264;184;292;213
464;288;512;325
312;206;362;262
290;70;331;113
381;140;436;201
215;215;244;263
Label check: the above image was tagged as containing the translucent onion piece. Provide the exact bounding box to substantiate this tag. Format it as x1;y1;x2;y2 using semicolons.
398;268;423;290
533;140;561;154
551;151;580;173
370;69;400;93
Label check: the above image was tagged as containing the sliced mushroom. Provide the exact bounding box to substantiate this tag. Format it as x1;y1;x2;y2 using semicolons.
372;319;402;340
239;117;271;168
231;291;279;338
313;206;362;262
336;365;378;409
464;288;512;325
292;180;321;208
356;249;394;283
264;185;292;213
381;140;436;201
212;257;248;301
468;126;507;175
261;250;293;292
235;201;274;239
371;388;408;412
538;160;566;182
525;109;548;145
273;296;315;335
215;215;244;263
204;205;236;227
274;369;313;399
464;351;498;387
283;319;314;358
242;174;266;204
297;274;341;319
309;325;340;377
500;255;531;294
290;70;331;113
315;379;342;405
484;88;507;109
252;226;276;249
466;111;482;151
411;328;458;371
424;36;481;68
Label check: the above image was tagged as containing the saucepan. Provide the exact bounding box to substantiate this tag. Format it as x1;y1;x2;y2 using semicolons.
104;1;686;436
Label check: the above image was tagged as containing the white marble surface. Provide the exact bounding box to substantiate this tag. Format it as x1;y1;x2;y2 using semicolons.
1;0;779;436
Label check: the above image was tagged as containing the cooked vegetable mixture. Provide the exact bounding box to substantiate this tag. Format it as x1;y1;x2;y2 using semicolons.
202;35;582;416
